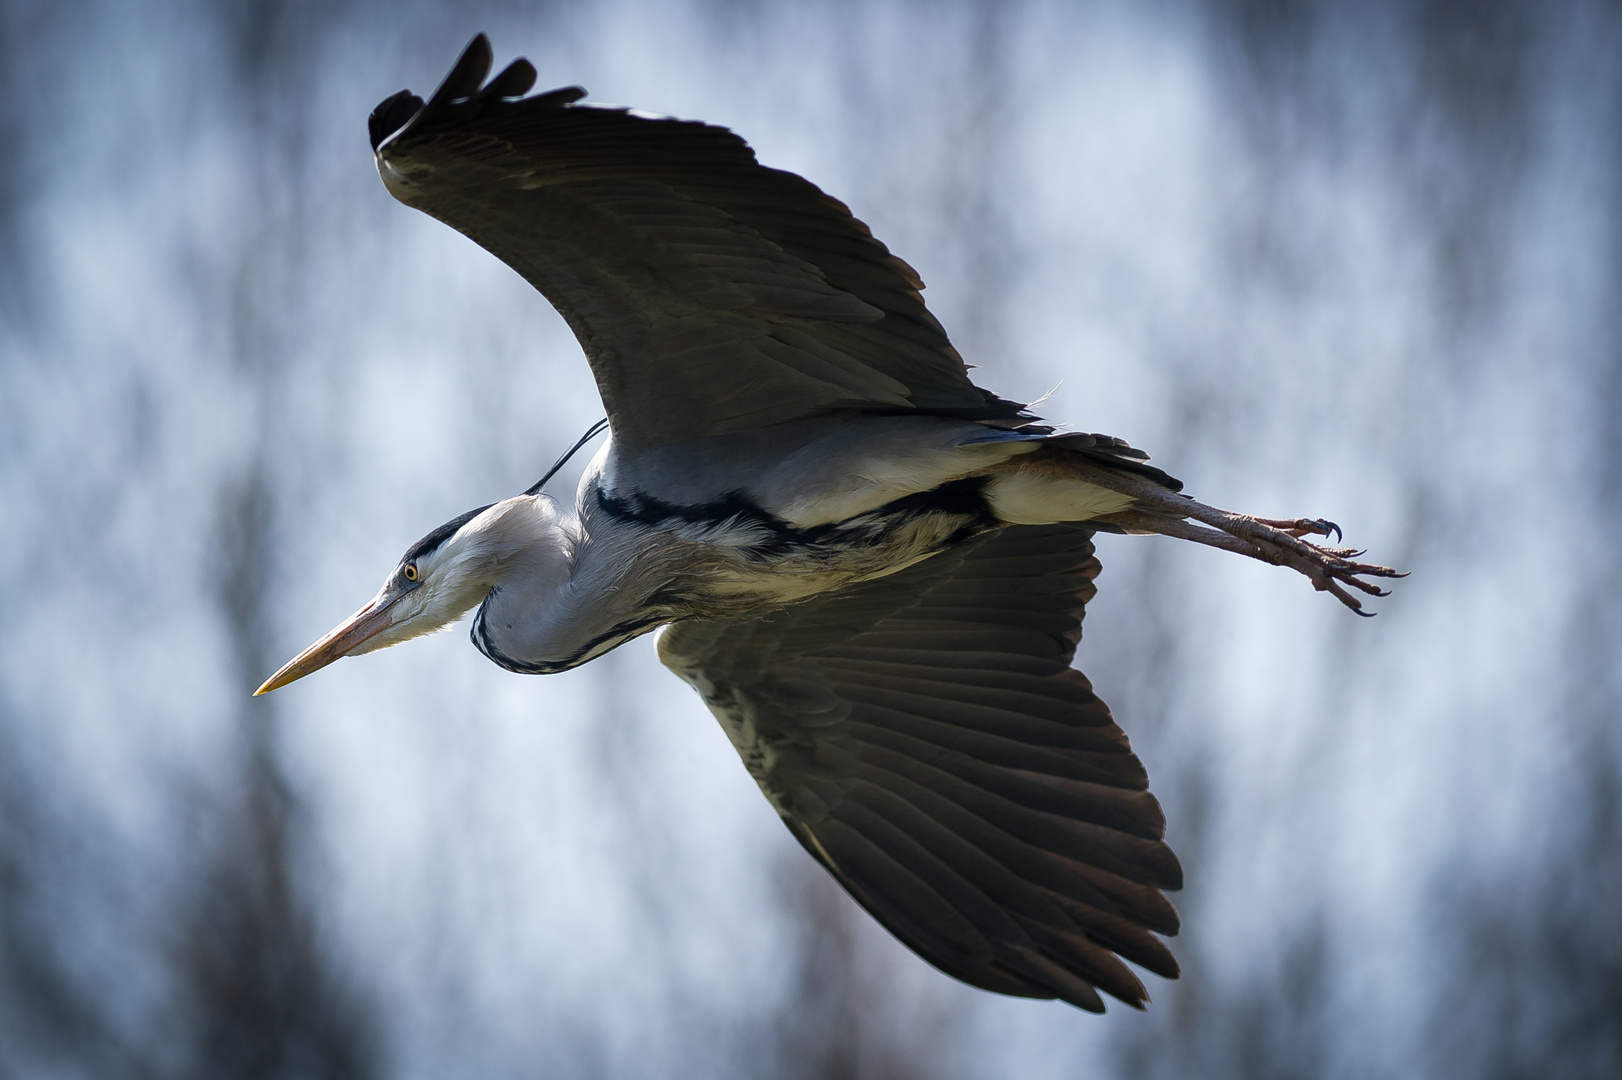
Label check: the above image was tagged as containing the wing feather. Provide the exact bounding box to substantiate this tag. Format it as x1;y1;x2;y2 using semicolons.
661;523;1182;1010
372;35;1028;447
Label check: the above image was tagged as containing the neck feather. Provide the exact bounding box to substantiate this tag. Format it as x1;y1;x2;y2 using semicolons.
472;495;668;674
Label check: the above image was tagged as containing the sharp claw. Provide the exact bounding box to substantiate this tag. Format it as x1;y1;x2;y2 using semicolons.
1205;509;1402;614
1321;578;1366;612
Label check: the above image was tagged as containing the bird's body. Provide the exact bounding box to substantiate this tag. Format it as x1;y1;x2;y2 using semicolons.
258;36;1400;1013
472;416;1145;674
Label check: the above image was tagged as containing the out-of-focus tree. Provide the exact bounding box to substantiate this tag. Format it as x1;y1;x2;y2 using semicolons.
3;3;1620;1078
1113;3;1622;1078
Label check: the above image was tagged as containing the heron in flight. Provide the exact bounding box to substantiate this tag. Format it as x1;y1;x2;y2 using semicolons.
257;35;1399;1012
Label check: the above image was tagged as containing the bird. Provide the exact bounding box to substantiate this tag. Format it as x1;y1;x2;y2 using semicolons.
255;34;1400;1013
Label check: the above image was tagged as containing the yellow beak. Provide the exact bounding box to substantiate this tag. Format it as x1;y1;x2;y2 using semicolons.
254;595;400;695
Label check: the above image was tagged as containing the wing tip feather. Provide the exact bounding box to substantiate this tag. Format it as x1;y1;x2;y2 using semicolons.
371;35;587;154
434;33;494;106
368;89;423;152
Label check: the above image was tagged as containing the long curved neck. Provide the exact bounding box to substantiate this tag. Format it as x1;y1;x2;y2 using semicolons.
472;495;670;674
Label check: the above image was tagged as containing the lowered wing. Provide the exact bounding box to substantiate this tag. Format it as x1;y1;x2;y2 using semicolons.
370;35;1027;450
660;524;1182;1011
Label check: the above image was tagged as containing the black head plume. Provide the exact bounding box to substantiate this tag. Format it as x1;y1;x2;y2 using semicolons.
526;419;610;496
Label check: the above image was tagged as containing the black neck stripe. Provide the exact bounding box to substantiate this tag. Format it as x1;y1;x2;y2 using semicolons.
472;602;664;675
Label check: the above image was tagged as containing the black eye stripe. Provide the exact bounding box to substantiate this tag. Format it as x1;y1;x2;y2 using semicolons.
403;503;495;563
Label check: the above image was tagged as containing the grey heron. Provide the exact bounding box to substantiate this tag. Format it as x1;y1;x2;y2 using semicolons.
256;35;1400;1013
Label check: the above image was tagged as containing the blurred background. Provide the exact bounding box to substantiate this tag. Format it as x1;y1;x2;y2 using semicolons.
2;0;1618;1076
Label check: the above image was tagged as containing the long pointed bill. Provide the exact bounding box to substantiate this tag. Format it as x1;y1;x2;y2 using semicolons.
254;595;401;696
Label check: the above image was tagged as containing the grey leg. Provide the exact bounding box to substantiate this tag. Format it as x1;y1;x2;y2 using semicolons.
1069;458;1405;615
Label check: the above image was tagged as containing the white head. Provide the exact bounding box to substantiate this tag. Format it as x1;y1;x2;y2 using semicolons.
254;494;573;695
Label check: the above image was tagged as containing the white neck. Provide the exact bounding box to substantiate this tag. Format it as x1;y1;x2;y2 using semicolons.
469;493;669;673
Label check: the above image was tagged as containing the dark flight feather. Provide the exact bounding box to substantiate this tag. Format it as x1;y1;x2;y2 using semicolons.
661;524;1182;1011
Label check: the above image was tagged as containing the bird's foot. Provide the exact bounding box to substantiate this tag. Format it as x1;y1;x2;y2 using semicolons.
1251;516;1341;543
1218;515;1404;616
1065;458;1406;614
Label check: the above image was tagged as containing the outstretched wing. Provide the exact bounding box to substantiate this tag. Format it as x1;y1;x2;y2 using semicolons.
370;35;1026;450
660;524;1182;1011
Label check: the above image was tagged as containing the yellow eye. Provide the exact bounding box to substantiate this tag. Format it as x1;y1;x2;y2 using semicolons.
403;563;419;582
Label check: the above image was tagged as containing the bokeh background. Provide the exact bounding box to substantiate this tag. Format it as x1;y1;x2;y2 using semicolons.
3;1;1618;1077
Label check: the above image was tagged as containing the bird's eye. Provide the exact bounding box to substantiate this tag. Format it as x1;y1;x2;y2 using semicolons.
403;563;419;582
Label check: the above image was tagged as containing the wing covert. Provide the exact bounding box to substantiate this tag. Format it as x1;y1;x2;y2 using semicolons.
372;35;1027;449
660;524;1182;1011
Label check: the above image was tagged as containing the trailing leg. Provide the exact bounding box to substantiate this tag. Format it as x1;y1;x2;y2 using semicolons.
1055;454;1405;614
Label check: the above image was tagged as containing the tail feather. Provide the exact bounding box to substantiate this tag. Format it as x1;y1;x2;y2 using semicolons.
1043;433;1183;492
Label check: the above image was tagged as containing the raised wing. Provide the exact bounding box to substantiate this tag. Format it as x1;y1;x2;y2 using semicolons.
660;524;1182;1011
370;35;1027;450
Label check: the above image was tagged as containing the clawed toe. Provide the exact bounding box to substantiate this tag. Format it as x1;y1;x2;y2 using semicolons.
1301;553;1403;613
1234;519;1404;614
1058;458;1404;615
1255;516;1342;542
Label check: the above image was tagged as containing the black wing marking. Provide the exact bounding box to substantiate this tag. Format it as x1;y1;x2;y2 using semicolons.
372;35;1027;450
660;524;1182;1011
